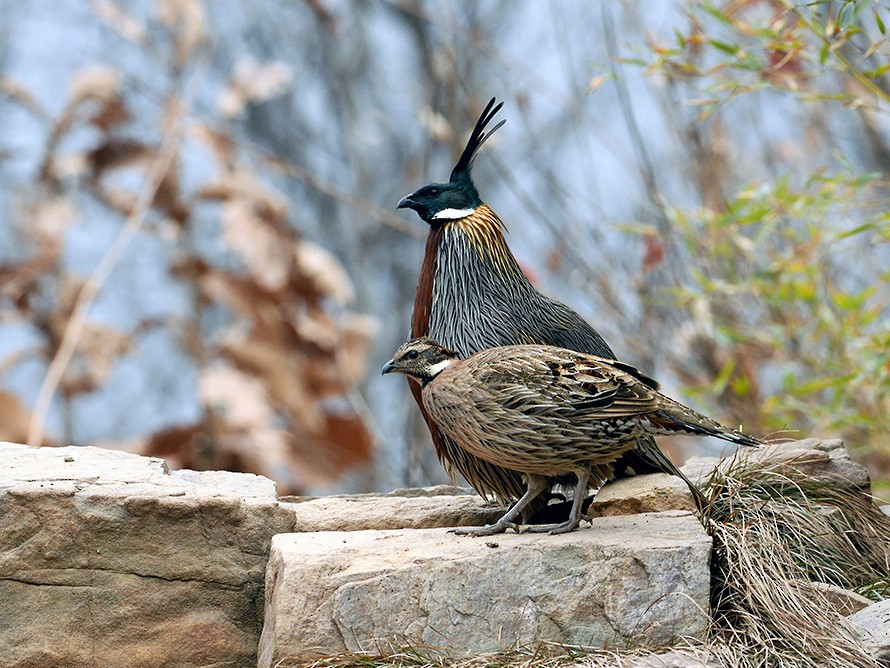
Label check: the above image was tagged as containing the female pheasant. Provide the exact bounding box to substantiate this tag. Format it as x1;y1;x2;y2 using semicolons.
383;338;762;535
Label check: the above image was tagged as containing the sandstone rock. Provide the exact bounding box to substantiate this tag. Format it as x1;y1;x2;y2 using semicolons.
589;473;696;517
796;581;873;616
681;439;869;491
258;510;711;665
847;598;890;662
0;441;294;668
680;456;721;486
284;486;502;531
752;438;870;489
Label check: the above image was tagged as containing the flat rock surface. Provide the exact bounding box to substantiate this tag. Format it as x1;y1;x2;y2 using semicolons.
589;473;696;517
0;442;294;668
258;510;712;665
847;598;890;662
283;486;503;531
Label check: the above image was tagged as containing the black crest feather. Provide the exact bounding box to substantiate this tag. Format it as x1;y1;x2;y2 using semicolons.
449;97;505;188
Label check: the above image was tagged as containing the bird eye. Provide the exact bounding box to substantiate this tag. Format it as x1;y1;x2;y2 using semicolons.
406;350;420;360
428;188;439;197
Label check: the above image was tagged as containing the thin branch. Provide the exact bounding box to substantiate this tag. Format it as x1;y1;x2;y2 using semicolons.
27;99;190;447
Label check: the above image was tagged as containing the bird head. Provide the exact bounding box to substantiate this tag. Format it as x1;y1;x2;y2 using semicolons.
381;337;459;386
398;97;505;225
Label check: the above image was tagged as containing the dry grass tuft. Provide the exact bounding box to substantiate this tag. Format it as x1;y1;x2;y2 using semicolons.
702;449;890;668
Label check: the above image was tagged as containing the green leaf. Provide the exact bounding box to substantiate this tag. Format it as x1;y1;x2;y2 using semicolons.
875;7;886;35
835;222;877;240
709;39;740;56
839;0;870;31
839;2;856;31
712;358;737;395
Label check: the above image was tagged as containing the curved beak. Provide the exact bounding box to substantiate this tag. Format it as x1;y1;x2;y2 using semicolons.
381;358;398;375
397;195;418;210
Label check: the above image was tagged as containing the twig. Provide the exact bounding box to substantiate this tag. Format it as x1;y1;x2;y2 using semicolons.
26;99;189;447
600;2;673;240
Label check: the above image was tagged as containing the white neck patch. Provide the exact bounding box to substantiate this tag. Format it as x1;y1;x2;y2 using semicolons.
432;207;476;221
427;358;454;377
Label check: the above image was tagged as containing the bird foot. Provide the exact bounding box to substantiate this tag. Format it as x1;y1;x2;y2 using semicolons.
520;519;581;535
449;521;520;537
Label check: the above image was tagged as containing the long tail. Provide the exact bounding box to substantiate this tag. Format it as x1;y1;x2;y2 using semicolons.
650;398;764;449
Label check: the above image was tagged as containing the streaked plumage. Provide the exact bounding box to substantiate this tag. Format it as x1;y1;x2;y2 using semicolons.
398;97;709;516
383;338;762;535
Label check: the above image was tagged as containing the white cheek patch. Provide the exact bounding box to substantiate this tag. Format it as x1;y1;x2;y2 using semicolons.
432;207;476;221
427;359;454;376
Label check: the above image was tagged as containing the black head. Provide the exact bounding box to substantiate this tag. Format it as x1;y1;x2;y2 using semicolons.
381;337;460;386
398;97;505;224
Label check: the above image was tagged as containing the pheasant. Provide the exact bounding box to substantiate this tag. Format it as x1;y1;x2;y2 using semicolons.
398;97;712;515
383;338;762;535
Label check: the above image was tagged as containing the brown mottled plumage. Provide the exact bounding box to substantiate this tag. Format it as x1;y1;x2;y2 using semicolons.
383;338;762;535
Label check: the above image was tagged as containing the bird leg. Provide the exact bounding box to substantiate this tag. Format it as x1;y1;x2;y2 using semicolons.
520;469;591;535
452;474;549;536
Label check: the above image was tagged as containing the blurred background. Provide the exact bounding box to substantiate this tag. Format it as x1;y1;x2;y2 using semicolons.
1;0;888;497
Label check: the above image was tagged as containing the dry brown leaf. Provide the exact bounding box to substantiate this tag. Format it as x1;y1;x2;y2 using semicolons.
294;240;354;304
156;0;206;64
223;422;299;482
200;370;295;488
87;138;155;176
292;306;339;349
221;200;293;291
1;76;47;118
29;197;80;241
217;88;245;120
90;0;146;42
0;251;58;310
123;423;208;473
69;66;121;103
58;321;133;396
304;354;348;398
220;334;323;431
100;188;140;217
190;123;235;170
51;153;90;180
0;390;53;445
200;365;276;429
141;423;202;457
198;171;289;222
289;413;373;485
198;267;273;321
89;97;131;131
78;323;132;381
49;276;83;335
318;413;373;468
218;60;293;119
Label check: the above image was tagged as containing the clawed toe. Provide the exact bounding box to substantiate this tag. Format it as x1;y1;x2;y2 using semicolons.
450;522;519;537
520;519;580;535
548;520;580;535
